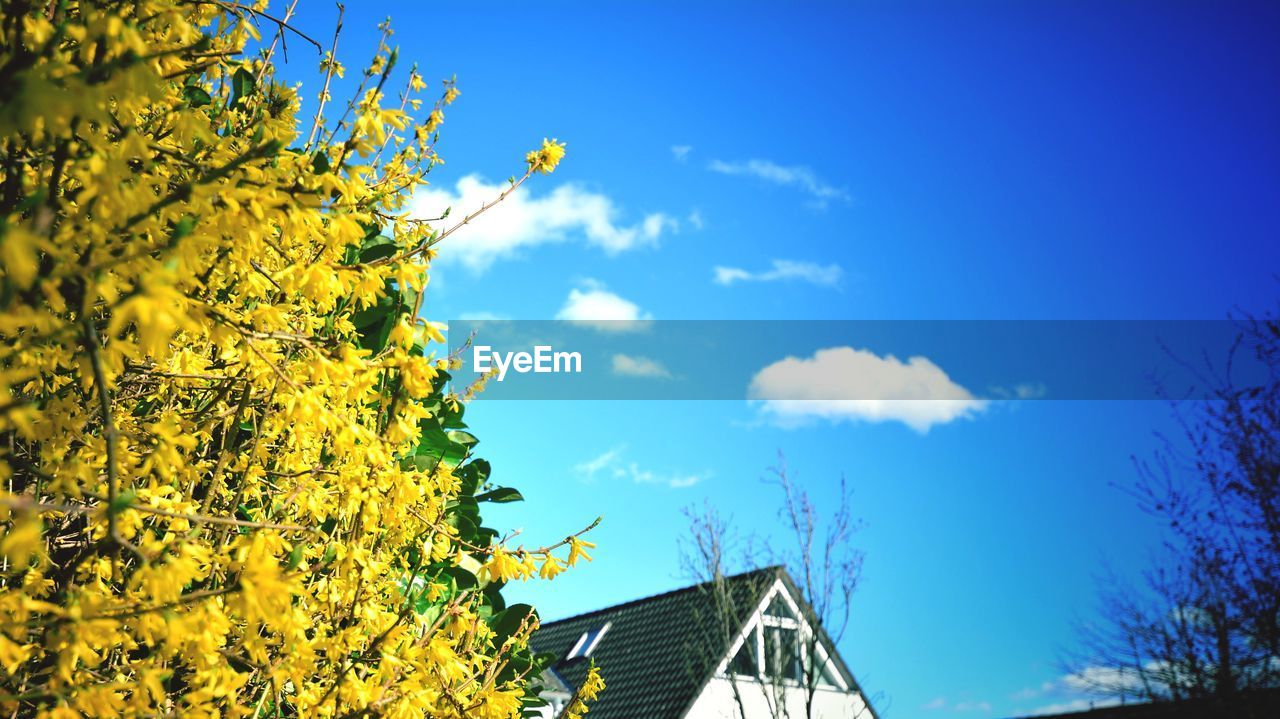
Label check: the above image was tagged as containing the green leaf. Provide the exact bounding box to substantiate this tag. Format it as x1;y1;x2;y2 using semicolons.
183;85;212;107
490;604;537;644
108;489;137;516
416;424;469;468
457;459;490;495
170;215;196;241
311;151;331;175
445;430;479;450
475;487;523;504
483;582;507;614
433;563;479;592
357;235;397;263
286;543;305;570
441;401;467;429
230;67;255;109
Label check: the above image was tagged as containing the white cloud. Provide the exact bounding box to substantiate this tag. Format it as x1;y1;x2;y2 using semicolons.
671;145;693;161
1011;669;1138;716
713;259;843;288
456;311;508;321
612;354;672;379
1026;698;1121;717
1010;682;1057;701
923;697;992;713
688;209;705;230
412;175;676;271
555;280;652;332
707;158;850;205
1060;666;1148;695
625;462;709;489
574;446;626;481
573;446;708;489
748;347;987;432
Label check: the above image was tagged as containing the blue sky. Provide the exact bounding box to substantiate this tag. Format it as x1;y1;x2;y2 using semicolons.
278;2;1280;716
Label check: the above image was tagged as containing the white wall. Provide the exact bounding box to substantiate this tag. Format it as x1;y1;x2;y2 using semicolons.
684;676;872;719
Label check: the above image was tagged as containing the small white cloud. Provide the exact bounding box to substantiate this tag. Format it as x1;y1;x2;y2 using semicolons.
1026;698;1122;717
713;259;843;288
574;446;626;481
556;280;652;332
413;175;676;272
612;354;672;379
623;462;709;489
688;209;705;230
1060;666;1148;695
987;382;1048;400
926;695;993;711
1010;682;1057;701
707;158;850;205
573;447;708;489
1011;670;1138;716
924;698;992;713
748;347;987;432
671;145;693;161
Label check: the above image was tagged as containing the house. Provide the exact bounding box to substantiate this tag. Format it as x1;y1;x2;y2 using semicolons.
529;566;877;719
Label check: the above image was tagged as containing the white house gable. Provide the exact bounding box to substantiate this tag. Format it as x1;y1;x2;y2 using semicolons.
529;566;877;719
688;579;872;719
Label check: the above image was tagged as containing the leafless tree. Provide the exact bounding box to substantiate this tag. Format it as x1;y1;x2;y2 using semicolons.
679;454;873;719
1069;314;1280;706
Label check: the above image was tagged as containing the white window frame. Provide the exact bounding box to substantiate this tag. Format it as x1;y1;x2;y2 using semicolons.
566;621;611;660
717;580;851;692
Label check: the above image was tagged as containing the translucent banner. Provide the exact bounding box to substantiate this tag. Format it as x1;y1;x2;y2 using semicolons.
444;320;1266;401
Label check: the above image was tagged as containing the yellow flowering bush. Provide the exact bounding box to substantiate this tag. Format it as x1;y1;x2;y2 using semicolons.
0;1;588;717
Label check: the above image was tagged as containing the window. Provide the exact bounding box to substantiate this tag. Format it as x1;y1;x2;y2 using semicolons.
729;625;759;677
565;622;610;660
764;594;797;620
765;625;803;681
721;587;847;690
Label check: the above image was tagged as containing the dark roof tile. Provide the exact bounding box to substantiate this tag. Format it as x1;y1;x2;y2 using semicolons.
530;567;780;719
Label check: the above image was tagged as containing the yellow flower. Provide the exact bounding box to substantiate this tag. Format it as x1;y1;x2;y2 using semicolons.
566;536;595;566
481;547;525;583
0;510;42;570
0;3;599;716
0;227;40;289
525;138;566;174
580;664;606;701
539;553;565;580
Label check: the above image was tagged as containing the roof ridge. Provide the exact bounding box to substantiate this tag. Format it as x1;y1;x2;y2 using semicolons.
539;564;783;627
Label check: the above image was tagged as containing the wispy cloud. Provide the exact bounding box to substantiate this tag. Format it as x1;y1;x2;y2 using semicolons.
707;158;850;206
923;697;992;713
713;259;843;288
413;175;677;272
574;446;626;480
1010;682;1057;701
671;144;693;162
612;354;672;379
1009;668;1134;716
1024;698;1121;717
456;311;509;321
574;446;710;489
748;347;987;433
